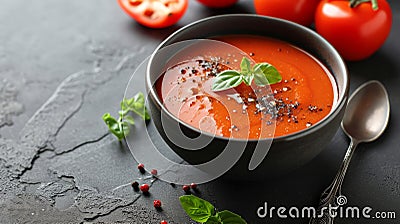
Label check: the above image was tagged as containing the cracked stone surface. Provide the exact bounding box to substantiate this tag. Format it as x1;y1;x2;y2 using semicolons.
0;0;399;223
0;79;23;128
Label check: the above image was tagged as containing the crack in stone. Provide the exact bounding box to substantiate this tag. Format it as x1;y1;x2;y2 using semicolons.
0;45;152;221
51;132;109;158
73;186;141;220
15;148;54;179
0;138;41;177
84;178;160;222
36;180;76;205
51;91;86;141
10;68;113;180
19;179;42;185
82;197;139;222
19;71;90;149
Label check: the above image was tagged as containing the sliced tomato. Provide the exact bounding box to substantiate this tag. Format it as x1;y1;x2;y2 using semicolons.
118;0;188;29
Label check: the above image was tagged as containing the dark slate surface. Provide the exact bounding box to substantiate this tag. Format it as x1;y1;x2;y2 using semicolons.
0;0;399;223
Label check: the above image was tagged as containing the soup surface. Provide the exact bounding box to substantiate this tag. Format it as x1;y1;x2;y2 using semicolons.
156;35;336;139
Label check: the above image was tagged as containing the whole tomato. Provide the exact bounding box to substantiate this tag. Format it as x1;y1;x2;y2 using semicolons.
315;0;392;61
118;0;188;29
196;0;238;8
253;0;321;26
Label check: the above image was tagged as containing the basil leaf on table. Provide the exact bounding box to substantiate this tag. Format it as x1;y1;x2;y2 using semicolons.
102;113;126;141
121;92;150;121
180;195;248;224
216;210;247;224
204;216;221;224
123;115;135;125
102;92;150;141
179;195;215;223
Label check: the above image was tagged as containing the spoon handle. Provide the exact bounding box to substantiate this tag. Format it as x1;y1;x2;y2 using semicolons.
309;139;359;224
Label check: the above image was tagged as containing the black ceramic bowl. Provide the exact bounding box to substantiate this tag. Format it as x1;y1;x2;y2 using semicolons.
146;15;349;179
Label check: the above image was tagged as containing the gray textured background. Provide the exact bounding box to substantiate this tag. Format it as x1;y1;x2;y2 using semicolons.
0;0;399;223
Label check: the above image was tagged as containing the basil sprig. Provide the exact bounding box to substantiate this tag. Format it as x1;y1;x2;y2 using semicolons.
102;92;150;141
179;195;247;224
212;57;281;92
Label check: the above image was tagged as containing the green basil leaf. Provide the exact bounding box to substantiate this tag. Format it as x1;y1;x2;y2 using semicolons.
121;121;130;137
212;70;242;91
122;92;151;121
119;109;129;117
240;57;251;75
253;63;282;85
242;74;254;86
131;92;149;121
124;115;135;125
205;215;221;224
253;70;269;86
179;195;215;223
121;99;128;111
216;210;247;224
102;113;125;140
126;97;135;107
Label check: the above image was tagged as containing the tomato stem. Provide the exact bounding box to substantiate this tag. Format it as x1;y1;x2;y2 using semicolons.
349;0;379;10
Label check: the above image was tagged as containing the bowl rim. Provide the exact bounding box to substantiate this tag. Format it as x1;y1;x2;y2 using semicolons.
146;14;349;143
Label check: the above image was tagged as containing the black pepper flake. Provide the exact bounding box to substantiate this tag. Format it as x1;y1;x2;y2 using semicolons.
249;52;255;56
308;105;319;112
230;125;239;132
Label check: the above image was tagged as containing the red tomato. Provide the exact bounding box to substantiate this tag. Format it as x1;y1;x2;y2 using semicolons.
196;0;238;8
118;0;188;29
253;0;320;26
315;0;392;61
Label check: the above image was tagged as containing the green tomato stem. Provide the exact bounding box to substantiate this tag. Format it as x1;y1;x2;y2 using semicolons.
371;0;379;10
349;0;379;10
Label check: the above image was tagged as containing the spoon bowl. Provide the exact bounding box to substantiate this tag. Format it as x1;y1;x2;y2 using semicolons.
342;81;390;143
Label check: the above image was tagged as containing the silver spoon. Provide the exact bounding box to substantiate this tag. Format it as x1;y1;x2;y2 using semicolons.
310;80;390;224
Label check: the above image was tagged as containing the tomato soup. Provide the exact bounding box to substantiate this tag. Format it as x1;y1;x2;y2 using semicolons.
156;35;337;139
